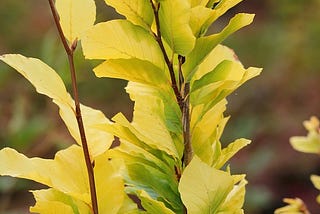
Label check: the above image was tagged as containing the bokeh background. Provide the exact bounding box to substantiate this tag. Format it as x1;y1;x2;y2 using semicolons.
0;0;320;213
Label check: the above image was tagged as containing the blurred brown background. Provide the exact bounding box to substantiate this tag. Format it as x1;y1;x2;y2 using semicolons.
0;0;320;213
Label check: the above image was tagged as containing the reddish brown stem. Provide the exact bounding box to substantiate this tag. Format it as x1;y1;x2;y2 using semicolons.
149;0;183;110
48;1;98;213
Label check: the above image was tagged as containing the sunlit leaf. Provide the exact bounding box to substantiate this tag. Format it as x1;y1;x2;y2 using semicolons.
138;190;176;214
189;0;208;7
81;20;165;69
30;188;91;214
275;198;310;214
214;138;251;169
179;156;234;213
127;83;179;158
159;0;196;55
55;0;96;42
0;145;90;203
104;0;153;30
183;13;255;80
93;58;169;87
191;99;227;165
94;152;125;213
192;44;240;81
310;174;320;204
290;117;320;154
218;175;247;213
0;54;113;157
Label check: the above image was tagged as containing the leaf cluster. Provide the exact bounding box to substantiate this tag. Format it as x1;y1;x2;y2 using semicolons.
0;0;262;213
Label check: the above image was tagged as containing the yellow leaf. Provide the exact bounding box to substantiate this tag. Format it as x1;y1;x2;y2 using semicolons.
311;174;320;190
93;58;169;87
81;20;165;69
218;175;248;213
126;82;180;158
0;146;90;203
30;188;91;214
275;198;310;214
104;0;153;30
178;156;234;213
214;138;251;169
94;152;125;214
159;0;196;55
0;54;113;157
55;0;96;42
183;13;256;79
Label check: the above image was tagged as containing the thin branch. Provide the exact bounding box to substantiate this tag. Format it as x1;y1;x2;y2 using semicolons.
48;1;98;213
149;0;183;110
182;82;192;166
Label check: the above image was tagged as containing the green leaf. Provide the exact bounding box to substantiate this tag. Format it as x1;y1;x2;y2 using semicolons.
125;162;183;213
104;0;153;30
138;190;176;214
0;54;113;157
55;0;96;42
93;58;169;87
179;156;234;213
183;13;255;80
159;0;196;55
81;20;165;69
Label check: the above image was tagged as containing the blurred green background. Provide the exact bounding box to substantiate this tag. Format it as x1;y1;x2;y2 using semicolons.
0;0;320;213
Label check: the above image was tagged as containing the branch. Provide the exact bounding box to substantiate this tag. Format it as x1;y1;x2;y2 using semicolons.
48;1;98;213
149;0;183;110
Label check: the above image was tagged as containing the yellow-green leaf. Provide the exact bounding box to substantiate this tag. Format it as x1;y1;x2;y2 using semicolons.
191;99;227;165
93;58;169;87
81;20;165;69
217;175;247;213
126;82;180;158
104;0;153;30
159;0;196;55
183;13;255;80
55;0;96;42
0;54;113;157
214;138;251;169
178;156;234;213
138;190;175;214
30;188;91;214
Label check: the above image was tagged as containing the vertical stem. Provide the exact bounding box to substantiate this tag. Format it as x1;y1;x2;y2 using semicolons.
149;1;193;167
179;55;193;167
47;1;98;213
182;82;192;166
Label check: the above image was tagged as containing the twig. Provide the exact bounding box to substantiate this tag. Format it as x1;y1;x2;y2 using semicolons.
47;1;98;213
149;0;183;110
